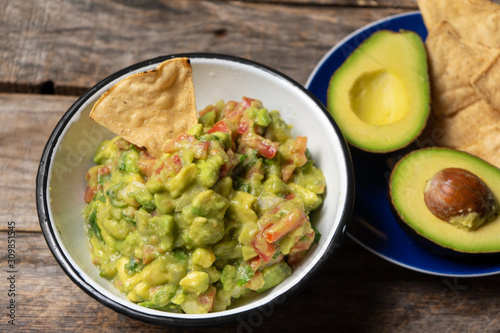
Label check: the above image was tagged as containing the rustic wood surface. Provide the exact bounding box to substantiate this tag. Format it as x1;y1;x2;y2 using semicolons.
1;0;416;95
2;0;500;332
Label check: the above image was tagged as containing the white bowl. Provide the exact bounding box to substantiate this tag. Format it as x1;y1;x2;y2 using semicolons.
36;53;354;326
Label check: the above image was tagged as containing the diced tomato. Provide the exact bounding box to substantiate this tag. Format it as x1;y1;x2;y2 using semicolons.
222;98;253;130
167;134;195;150
218;163;229;179
248;256;265;271
241;133;279;159
198;285;216;312
295;136;308;152
254;124;264;136
84;185;97;203
252;231;277;263
244;160;264;180
208;120;231;134
141;244;156;264
292;136;308;167
240;97;253;109
163;133;194;153
263;208;307;243
224;111;243;130
285;137;308;169
98;165;111;175
287;231;315;267
219;149;238;178
237;118;250;134
257;139;279;159
170;154;183;169
287;251;306;267
290;230;315;254
223;106;244;128
280;137;309;182
138;157;157;177
222;100;238;116
193;140;210;159
281;161;296;183
156;154;183;177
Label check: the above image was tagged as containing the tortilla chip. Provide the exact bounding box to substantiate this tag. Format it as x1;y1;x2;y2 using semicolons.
418;0;500;168
462;124;500;168
418;0;500;48
430;100;500;150
426;100;500;158
90;57;198;158
471;53;500;112
425;21;499;117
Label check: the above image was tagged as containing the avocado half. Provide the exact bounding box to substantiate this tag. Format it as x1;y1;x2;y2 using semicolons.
327;30;430;153
389;148;500;255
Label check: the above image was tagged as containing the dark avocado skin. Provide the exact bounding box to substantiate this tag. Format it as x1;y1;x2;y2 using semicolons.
388;179;500;260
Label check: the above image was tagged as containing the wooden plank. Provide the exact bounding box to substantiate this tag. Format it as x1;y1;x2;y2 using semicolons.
0;0;409;95
2;231;500;331
248;0;418;7
0;93;75;232
4;1;500;331
249;0;498;6
1;231;166;332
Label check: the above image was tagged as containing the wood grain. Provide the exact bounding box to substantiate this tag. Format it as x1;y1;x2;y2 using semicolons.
4;1;500;332
0;93;74;232
2;91;500;331
0;0;409;95
249;0;418;7
2;231;500;332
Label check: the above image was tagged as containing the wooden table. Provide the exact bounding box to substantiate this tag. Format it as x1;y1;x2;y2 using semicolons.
2;0;500;331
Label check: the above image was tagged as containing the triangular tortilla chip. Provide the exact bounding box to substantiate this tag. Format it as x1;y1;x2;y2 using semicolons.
462;123;500;168
418;0;500;169
90;57;198;158
418;0;500;48
430;99;500;149
425;21;499;117
471;53;500;112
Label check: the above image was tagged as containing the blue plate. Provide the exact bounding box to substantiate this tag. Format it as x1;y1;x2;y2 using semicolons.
306;11;500;277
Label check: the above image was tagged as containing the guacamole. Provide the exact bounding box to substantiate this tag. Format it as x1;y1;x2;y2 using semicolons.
83;97;326;314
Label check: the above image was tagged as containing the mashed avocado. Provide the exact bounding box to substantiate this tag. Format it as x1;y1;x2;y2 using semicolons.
83;97;326;314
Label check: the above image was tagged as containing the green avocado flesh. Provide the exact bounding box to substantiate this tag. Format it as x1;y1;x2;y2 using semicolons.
327;30;430;153
390;148;500;254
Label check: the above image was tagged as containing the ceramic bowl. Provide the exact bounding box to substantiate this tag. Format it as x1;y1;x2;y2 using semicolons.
36;53;354;327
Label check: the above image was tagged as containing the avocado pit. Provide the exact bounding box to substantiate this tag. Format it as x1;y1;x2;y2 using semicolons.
424;167;499;231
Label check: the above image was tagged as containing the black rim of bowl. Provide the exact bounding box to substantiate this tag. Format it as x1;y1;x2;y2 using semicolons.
36;52;354;327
